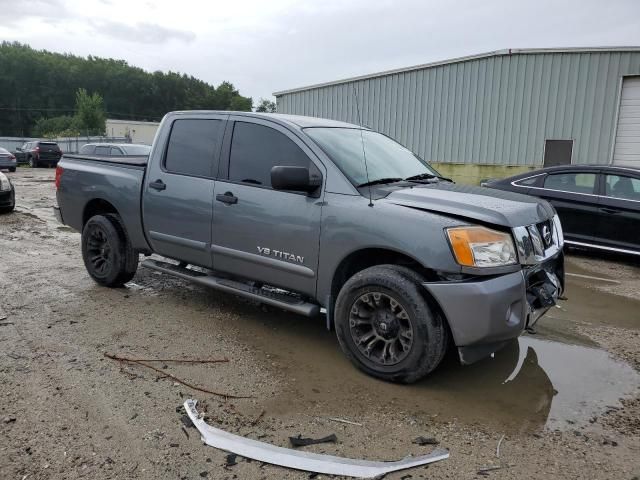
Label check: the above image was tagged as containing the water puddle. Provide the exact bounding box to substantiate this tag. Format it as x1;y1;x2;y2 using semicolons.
230;303;640;433
552;271;640;331
131;256;640;433
506;337;640;429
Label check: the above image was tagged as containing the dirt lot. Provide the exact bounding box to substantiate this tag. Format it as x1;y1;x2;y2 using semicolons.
1;167;639;480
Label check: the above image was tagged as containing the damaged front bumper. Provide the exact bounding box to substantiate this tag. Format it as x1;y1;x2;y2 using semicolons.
423;253;564;365
184;399;449;477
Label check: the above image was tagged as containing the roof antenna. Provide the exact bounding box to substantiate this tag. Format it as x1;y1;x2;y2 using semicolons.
352;83;373;207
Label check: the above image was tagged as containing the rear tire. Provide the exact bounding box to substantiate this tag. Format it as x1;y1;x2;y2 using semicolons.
81;214;138;287
9;167;16;172
335;265;447;383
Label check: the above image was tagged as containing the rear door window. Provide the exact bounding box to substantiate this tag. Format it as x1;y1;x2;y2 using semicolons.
164;119;224;177
514;175;544;187
110;147;124;156
605;175;640;201
79;145;94;154
544;172;596;194
95;146;110;155
228;121;311;187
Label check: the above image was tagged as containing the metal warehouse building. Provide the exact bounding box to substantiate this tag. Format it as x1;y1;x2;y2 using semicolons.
274;47;640;184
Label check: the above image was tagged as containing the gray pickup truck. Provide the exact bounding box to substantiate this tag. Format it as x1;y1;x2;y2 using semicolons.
54;111;564;383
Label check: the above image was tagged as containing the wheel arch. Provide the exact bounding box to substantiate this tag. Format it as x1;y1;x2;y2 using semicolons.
82;198;119;228
327;248;452;341
330;248;440;301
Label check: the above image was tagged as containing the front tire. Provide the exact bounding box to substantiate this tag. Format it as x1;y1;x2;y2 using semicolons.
81;214;138;287
28;157;37;168
335;265;447;383
9;167;16;172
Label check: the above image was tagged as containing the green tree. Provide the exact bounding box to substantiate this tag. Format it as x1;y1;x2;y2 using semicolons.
255;98;276;113
32;115;79;137
74;88;105;134
230;95;253;111
0;42;254;136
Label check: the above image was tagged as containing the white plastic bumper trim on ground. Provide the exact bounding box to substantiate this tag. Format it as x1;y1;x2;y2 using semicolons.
184;399;449;478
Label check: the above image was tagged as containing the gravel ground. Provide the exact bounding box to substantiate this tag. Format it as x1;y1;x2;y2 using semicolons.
1;167;639;479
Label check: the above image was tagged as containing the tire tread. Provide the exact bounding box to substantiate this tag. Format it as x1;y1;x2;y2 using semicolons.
334;264;447;383
81;214;138;287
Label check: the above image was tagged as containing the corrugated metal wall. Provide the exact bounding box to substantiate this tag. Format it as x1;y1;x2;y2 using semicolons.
276;51;640;166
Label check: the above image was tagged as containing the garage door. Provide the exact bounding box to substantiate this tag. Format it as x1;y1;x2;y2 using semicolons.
613;76;640;167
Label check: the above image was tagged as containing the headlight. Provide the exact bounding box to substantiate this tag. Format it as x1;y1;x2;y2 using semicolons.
0;173;10;192
446;226;517;268
552;214;564;247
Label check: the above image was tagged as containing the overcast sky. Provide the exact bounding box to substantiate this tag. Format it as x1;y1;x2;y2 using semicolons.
1;0;639;104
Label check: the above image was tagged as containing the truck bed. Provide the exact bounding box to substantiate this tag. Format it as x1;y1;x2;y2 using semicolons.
62;154;149;167
56;154;150;251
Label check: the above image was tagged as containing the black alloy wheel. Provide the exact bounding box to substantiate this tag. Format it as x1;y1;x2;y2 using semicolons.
334;265;448;383
81;214;138;287
348;291;414;366
86;224;112;277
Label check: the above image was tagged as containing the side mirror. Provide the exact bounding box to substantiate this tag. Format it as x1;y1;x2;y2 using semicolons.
271;166;322;194
15;147;22;152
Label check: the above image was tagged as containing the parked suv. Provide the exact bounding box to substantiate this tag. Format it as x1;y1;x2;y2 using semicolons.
14;141;62;168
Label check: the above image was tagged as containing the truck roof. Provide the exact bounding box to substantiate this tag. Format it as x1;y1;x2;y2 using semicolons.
168;111;364;129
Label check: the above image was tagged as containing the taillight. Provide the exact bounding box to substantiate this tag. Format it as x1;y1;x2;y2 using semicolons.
35;146;40;152
55;165;64;190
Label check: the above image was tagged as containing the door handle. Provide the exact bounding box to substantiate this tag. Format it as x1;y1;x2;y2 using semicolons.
149;179;166;191
600;207;621;214
216;192;238;205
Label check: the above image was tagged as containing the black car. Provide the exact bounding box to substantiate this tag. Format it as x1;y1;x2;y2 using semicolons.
0;171;15;213
14;141;62;168
483;165;640;256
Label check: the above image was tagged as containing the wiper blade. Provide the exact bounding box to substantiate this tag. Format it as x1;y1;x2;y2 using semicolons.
356;177;403;188
404;173;453;183
405;173;436;181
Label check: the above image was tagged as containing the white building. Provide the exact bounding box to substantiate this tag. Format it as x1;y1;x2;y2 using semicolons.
105;119;160;145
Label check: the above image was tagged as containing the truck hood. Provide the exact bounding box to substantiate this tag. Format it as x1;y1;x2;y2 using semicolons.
383;182;555;227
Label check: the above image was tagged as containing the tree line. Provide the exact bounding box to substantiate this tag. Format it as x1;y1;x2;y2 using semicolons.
0;42;253;137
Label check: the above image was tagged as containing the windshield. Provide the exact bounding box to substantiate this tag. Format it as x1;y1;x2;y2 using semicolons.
124;145;151;155
304;127;440;186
